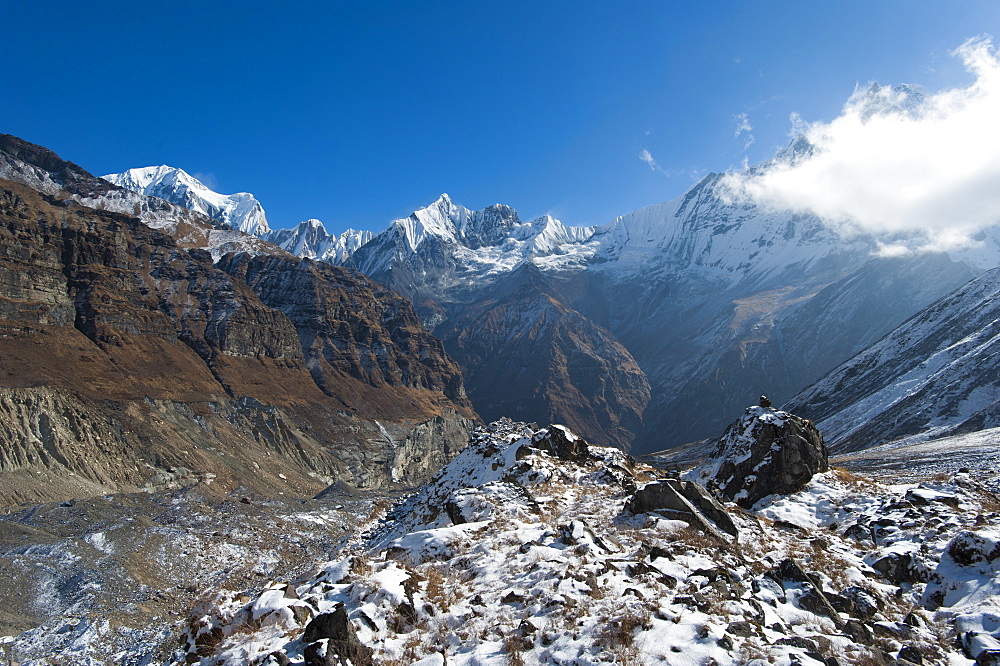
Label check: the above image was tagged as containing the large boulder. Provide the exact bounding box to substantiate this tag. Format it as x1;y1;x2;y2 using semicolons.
518;425;590;463
302;604;374;666
627;477;738;537
691;404;828;508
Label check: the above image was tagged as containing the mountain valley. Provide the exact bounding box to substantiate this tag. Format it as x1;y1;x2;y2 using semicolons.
4;130;1000;665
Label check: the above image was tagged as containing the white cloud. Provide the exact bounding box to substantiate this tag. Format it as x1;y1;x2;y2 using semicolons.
192;172;220;191
733;112;755;150
721;36;1000;253
639;148;664;173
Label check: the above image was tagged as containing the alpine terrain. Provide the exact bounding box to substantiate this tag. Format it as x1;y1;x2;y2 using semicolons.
4;120;1000;666
105;92;1000;454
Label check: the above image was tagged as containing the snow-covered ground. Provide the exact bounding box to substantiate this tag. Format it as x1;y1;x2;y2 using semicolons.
0;486;392;665
165;420;1000;666
833;426;1000;493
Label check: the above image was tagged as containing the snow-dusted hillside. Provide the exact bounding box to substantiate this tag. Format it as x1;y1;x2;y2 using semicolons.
787;266;1000;452
103;166;270;235
166;419;1000;666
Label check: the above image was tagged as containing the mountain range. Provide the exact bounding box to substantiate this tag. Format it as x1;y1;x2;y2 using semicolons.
104;139;999;454
7;125;1000;665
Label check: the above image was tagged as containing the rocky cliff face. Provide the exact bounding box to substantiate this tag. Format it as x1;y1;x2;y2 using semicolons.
435;266;649;450
0;138;477;506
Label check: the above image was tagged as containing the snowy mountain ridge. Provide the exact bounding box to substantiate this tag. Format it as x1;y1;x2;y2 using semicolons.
263;220;374;265
103;165;270;236
0;139;277;260
349;193;599;283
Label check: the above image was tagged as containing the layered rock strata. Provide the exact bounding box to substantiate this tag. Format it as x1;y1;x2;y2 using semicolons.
0;143;476;505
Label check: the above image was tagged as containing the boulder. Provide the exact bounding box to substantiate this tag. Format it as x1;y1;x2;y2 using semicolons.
830;586;879;620
691;405;827;508
898;645;925;664
627;477;738;537
871;551;932;584
526;425;590;463
302;604;374;666
948;530;1000;566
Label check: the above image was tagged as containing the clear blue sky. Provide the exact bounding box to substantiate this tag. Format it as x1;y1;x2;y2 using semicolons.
3;1;998;233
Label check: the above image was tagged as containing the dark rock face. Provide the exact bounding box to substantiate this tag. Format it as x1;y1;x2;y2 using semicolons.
302;604;374;666
0;138;477;505
436;266;650;451
693;405;828;508
217;253;471;412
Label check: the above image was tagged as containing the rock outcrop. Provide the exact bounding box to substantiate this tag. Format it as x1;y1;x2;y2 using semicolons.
0;137;477;505
627;477;738;537
691;404;828;508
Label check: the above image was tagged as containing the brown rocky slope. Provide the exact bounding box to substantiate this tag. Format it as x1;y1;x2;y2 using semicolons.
436;265;649;450
0;141;477;506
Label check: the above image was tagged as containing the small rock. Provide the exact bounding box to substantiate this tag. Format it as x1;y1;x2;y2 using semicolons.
874;621;912;640
501;591;526;604
726;621;758;637
871;551;931;584
776;636;819;651
977;650;1000;665
898;644;924;664
843;619;874;645
291;605;314;625
772;558;811;584
831;586;879;620
560;519;592;546
843;523;874;544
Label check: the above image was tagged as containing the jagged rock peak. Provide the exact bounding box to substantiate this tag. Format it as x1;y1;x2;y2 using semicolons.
103;165;270;235
263;220;373;264
689;403;828;508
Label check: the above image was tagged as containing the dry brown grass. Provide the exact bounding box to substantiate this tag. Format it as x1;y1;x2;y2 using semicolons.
831;466;880;491
502;633;532;665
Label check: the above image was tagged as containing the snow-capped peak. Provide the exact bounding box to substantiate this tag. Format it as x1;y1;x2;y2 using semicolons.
394;193;472;251
262;220;373;264
103;165;270;236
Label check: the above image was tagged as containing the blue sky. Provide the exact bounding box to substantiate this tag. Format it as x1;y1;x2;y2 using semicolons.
3;1;998;234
